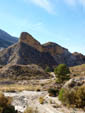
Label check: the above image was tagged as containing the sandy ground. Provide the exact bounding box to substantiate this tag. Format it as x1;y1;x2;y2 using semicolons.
4;91;85;113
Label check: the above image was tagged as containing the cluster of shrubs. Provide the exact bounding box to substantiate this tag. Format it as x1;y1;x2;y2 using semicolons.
0;93;17;113
48;85;85;109
58;85;85;108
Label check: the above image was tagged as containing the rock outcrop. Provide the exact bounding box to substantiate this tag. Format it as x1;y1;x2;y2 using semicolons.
43;42;78;66
19;32;43;52
73;52;85;64
63;76;85;89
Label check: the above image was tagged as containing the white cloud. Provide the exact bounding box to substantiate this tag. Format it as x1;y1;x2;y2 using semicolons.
24;0;54;13
23;0;85;13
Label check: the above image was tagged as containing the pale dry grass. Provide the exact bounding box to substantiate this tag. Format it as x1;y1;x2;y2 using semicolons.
0;77;55;92
70;64;85;77
0;84;42;92
24;107;38;113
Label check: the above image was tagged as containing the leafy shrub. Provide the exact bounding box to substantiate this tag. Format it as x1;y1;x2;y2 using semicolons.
54;64;70;82
24;107;38;113
48;88;59;97
0;93;17;113
45;66;51;73
58;85;85;108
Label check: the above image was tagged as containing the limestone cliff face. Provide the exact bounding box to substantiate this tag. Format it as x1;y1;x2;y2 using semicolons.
18;33;77;66
19;33;68;55
43;42;67;55
42;42;79;66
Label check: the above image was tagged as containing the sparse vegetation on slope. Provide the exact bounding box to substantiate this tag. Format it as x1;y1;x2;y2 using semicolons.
0;64;50;80
70;64;85;77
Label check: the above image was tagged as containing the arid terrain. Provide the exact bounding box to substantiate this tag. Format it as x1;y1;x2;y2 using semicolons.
0;31;85;113
4;90;84;113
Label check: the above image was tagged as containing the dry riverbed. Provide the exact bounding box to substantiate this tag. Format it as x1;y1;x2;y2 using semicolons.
4;91;85;113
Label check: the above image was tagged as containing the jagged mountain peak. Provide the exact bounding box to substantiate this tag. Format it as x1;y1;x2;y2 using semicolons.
19;32;41;45
19;32;43;52
20;32;34;42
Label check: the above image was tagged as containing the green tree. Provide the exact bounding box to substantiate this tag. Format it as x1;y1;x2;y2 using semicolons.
54;64;70;82
45;66;51;73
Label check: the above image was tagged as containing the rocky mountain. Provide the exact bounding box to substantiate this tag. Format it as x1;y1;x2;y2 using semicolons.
0;32;57;70
0;32;85;70
0;29;18;49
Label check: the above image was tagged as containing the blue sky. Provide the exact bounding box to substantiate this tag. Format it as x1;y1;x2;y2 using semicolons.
0;0;85;54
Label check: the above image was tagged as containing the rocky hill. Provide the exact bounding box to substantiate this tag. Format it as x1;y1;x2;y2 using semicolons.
0;32;57;69
0;29;18;49
0;32;85;68
0;31;85;78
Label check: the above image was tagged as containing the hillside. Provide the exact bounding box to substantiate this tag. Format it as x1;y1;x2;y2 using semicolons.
0;29;18;48
0;32;57;69
0;64;50;79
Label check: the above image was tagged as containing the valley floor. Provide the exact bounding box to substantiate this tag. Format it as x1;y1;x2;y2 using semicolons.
0;72;85;113
4;91;85;113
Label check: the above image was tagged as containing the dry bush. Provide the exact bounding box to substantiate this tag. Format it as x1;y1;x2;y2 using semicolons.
24;107;38;113
58;85;85;108
0;93;17;113
39;97;45;104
